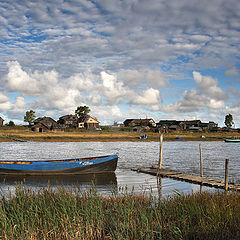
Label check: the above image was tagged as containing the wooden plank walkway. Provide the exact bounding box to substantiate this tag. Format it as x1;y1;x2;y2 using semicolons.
131;167;240;191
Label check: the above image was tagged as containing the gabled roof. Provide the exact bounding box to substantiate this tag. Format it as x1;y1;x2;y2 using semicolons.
124;118;155;124
59;114;78;120
78;116;100;123
33;117;57;128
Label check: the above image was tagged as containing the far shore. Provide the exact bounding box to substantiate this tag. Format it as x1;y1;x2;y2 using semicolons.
0;126;239;142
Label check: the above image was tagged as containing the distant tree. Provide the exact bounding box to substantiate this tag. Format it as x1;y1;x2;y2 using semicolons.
24;110;36;125
224;114;234;128
75;106;91;117
8;121;15;127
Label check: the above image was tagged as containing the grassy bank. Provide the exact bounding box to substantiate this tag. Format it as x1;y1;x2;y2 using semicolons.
0;126;240;142
0;187;239;239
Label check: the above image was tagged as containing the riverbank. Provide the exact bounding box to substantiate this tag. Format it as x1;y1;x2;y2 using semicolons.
0;187;239;239
0;126;239;142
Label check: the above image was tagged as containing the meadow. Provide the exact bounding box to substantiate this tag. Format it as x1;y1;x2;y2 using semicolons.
0;186;239;239
0;126;239;142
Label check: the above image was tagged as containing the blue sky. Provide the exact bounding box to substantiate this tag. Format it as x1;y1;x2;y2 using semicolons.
0;0;240;126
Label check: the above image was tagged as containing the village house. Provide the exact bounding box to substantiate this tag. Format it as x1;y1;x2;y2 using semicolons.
0;117;4;126
32;117;64;132
78;116;100;129
57;114;78;128
157;120;218;131
123;118;156;128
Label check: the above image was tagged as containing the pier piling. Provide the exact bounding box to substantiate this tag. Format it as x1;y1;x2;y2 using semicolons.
199;144;203;177
225;159;229;191
158;134;163;173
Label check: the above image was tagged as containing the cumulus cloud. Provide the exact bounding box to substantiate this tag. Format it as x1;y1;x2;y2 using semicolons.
117;69;169;88
101;71;130;105
3;62;164;119
162;72;227;113
0;92;12;111
1;0;239;125
193;71;228;101
130;88;162;105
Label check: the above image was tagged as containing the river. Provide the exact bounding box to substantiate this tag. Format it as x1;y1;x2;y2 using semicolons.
0;141;239;197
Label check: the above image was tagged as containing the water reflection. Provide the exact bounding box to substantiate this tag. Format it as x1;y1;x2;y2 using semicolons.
0;141;238;197
0;173;117;196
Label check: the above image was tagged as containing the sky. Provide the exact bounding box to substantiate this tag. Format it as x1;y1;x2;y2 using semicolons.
0;0;240;127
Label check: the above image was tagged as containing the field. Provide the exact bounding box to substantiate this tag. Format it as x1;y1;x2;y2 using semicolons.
0;126;240;142
0;186;239;239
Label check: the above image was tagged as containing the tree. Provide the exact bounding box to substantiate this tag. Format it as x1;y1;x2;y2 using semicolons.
24;110;36;125
75;106;90;117
7;121;15;127
224;114;234;128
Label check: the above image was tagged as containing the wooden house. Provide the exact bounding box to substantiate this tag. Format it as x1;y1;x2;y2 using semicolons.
57;115;78;128
123;119;156;128
0;117;4;126
158;119;218;131
32;117;64;132
78;116;100;129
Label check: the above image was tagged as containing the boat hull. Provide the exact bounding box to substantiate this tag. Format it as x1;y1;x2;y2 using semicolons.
0;154;118;176
224;139;240;142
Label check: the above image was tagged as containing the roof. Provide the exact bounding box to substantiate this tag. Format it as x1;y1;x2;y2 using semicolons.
58;114;78;121
78;116;100;123
33;117;57;128
124;118;155;124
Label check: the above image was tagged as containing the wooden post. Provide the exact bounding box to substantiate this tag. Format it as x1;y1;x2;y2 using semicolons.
199;144;203;177
225;159;229;191
158;134;163;170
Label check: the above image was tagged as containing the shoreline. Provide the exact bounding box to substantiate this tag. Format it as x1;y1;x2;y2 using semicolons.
0;128;239;142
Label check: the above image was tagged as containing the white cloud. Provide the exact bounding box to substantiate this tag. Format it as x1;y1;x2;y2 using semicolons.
0;92;12;111
193;71;228;101
161;72;228;113
117;69;169;88
101;71;130;105
68;71;95;91
6;61;40;95
130;88;162;105
13;96;26;112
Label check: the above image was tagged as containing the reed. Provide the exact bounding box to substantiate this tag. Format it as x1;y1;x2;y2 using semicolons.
0;186;239;239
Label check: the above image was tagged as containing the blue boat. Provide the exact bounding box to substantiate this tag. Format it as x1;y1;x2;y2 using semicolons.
224;139;240;142
0;154;118;175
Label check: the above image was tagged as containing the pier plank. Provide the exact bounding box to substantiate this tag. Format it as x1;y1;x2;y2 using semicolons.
131;168;240;191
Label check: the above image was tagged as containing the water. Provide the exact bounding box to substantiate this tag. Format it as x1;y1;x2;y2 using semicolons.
0;141;239;197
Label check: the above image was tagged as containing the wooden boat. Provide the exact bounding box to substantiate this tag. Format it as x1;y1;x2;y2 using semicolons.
224;139;240;142
0;154;118;175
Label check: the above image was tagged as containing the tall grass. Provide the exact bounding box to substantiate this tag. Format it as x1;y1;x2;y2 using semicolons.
0;186;239;239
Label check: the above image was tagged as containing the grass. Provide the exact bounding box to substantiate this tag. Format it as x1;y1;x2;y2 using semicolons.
0;186;239;239
0;126;240;142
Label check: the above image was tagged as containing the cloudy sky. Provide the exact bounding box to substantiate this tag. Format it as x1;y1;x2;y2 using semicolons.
0;0;240;126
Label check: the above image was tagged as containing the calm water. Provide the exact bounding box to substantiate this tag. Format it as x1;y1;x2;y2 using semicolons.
0;141;239;197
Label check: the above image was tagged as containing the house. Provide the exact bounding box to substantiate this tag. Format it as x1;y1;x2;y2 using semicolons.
0;117;4;126
32;117;64;132
157;119;218;131
57;115;78;128
179;120;202;130
123;119;156;128
78;116;100;129
157;120;181;131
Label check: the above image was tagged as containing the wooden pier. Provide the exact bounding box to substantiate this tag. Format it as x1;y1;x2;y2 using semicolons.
131;167;240;192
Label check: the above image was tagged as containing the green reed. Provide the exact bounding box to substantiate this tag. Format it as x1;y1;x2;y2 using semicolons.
0;186;239;239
